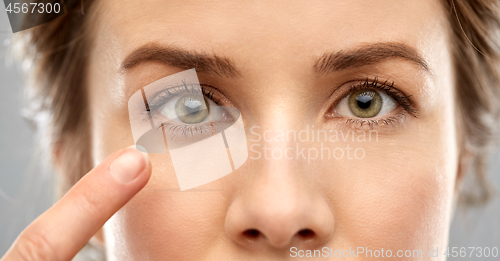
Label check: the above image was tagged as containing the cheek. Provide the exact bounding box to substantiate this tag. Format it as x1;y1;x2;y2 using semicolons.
338;160;455;250
90;116;132;166
326;107;458;254
103;153;231;260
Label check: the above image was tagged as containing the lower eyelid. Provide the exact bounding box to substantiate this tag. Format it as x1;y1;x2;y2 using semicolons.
327;99;409;130
158;117;236;147
344;114;406;129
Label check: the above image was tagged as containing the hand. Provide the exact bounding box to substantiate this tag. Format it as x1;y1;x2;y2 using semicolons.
1;147;151;261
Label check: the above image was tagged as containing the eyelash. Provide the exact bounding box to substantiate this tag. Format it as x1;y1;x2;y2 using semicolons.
330;77;418;128
145;82;224;111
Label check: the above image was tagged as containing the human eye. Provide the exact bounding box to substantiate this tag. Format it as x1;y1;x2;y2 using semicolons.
145;82;238;144
152;86;215;125
328;78;418;127
336;88;396;118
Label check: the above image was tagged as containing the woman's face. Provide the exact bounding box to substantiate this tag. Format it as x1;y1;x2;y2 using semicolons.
87;0;458;260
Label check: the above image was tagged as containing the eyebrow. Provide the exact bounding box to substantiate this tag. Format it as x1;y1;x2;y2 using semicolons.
313;42;430;74
121;43;241;78
121;42;429;77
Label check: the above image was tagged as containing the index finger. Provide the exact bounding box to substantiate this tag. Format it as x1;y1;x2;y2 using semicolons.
2;147;151;261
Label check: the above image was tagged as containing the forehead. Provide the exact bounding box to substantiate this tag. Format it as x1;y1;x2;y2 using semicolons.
94;0;448;68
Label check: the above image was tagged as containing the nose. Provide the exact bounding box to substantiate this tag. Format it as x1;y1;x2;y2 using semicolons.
224;157;335;250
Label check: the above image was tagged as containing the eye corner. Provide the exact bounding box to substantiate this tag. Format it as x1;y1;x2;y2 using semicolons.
324;110;343;120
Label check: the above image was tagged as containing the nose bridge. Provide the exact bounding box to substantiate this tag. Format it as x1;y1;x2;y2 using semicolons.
246;104;311;199
248;143;304;212
246;112;308;221
245;69;313;121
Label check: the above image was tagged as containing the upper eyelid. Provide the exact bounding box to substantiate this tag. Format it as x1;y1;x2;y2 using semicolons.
330;79;391;106
330;78;418;117
145;83;230;116
345;78;397;98
146;83;203;111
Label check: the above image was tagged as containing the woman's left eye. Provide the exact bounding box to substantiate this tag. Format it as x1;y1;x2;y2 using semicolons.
335;89;397;118
159;94;218;124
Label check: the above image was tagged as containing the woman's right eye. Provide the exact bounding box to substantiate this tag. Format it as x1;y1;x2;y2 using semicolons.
147;86;240;139
159;93;215;124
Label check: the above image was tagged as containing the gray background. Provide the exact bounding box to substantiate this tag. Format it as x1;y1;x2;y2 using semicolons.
0;3;499;260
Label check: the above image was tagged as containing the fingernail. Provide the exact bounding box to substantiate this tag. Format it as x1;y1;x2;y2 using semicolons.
110;147;149;184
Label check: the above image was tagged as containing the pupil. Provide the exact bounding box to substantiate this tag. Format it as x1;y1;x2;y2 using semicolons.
184;99;201;115
356;95;372;110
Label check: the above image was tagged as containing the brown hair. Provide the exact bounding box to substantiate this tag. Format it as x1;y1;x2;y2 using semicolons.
15;0;500;203
444;0;500;205
14;0;96;197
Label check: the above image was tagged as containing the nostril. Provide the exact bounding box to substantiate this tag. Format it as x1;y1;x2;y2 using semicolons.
243;229;261;238
297;229;315;239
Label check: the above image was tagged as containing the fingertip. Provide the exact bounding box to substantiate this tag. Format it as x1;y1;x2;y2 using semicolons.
109;146;150;184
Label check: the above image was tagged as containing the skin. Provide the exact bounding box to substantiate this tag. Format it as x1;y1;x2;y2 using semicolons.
2;0;462;260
